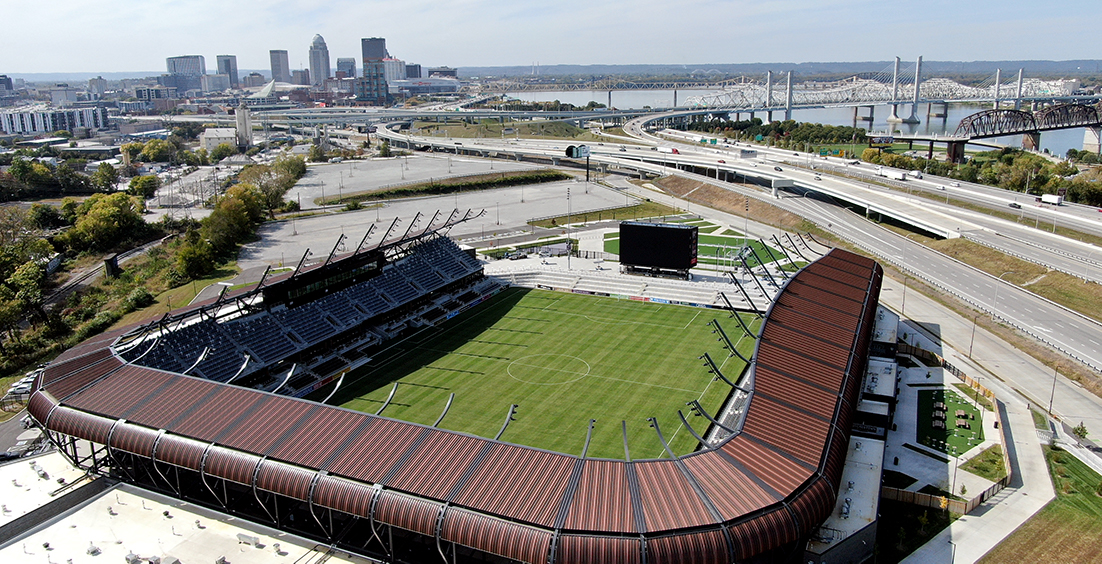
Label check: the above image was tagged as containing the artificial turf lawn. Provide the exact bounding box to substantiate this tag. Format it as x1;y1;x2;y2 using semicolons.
321;287;758;459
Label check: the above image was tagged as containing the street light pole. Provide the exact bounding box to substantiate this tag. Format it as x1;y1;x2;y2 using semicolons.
1048;363;1059;416
991;271;1016;321
968;314;979;358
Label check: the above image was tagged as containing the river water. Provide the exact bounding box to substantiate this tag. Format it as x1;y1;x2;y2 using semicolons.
512;89;1089;157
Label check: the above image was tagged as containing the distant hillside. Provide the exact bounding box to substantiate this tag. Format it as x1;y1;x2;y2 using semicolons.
459;60;1102;79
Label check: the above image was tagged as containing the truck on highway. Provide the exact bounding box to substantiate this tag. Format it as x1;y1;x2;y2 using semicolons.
1040;193;1063;205
657;147;680;155
875;166;907;181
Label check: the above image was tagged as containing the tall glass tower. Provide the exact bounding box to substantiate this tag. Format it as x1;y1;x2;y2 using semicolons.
309;35;331;87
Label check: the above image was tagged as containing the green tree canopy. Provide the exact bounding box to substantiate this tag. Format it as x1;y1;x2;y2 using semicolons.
128;175;161;199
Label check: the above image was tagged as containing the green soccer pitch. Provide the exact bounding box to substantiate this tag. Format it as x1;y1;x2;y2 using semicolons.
319;287;760;460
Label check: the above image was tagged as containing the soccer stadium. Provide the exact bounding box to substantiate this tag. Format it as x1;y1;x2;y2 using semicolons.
25;210;883;564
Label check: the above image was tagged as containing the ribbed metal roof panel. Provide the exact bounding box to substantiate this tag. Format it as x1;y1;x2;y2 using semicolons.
154;434;207;470
109;422;159;457
681;451;776;520
374;489;442;536
798;272;868;303
557;535;641;564
634;460;715;531
255;459;314;500
204;447;262;485
770;310;852;347
743;395;830;467
123;375;216;430
752;367;838;417
42;352;121;399
721;435;812;496
775;292;858;329
47;407;113;445
760;324;849;367
441;507;553;564
27;391;55;424
645;528;728;564
788;477;835;535
325;418;420;483
384;429;484;500
266;407;364;469
217;398;318;454
313;474;374;518
171;386;267;441
562;459;636;533
451;443;574;528
755;341;844;385
64;366;171;419
42;346;114;388
727;507;800;560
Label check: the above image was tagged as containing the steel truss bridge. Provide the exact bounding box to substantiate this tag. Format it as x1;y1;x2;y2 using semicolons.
954;103;1102;139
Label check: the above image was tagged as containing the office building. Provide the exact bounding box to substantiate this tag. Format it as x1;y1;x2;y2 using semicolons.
405;63;422;79
270;50;291;83
337;58;356;79
200;74;231;93
166;55;206;77
216;55;239;88
358;37;389;105
427;66;458;78
0;75;13;91
234;103;252;148
291;69;311;86
242;72;267;88
198;128;237;152
0;105;108;135
134;86;177;100
49;84;80;107
382;58;406;84
309;35;330;86
361;37;388;60
87;76;107;99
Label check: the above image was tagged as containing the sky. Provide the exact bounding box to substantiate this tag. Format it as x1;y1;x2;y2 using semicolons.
1;0;1099;74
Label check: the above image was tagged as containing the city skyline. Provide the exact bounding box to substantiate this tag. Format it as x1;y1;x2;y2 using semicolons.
0;0;1098;74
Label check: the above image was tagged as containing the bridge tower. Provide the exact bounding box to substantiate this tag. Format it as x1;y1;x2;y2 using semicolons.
785;72;793;121
766;71;774;123
887;57;905;123
1014;69;1024;111
1084;127;1102;155
993;69;1002;110
900;56;922;124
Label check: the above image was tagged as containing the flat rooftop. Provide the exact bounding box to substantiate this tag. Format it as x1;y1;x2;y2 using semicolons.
865;359;897;397
805;436;885;553
0;481;379;564
871;305;898;344
0;451;87;528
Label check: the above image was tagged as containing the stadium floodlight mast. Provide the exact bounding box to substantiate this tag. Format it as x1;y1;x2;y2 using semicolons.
580;419;597;458
646;417;677;458
495;404;519;440
783;233;812;262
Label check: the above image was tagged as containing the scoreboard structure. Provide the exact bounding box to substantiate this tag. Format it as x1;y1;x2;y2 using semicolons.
618;221;698;279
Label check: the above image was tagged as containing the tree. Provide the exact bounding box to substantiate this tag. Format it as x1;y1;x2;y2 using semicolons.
128;175;161;199
57;193;144;252
7;260;46;322
379;140;391;158
210;143;236;163
27;203;64;229
120;142;144;162
91;162;119;192
307;144;326;163
138;138;175;163
1073;421;1089;440
174;229;214;279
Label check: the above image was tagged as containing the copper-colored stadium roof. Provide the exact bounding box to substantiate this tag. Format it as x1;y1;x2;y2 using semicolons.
30;248;881;563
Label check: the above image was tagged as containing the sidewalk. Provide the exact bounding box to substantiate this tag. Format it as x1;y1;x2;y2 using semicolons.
884;279;1057;563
